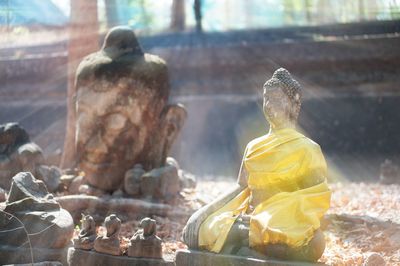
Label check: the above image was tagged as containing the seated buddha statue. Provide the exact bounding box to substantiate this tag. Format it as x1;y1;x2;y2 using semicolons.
182;68;331;262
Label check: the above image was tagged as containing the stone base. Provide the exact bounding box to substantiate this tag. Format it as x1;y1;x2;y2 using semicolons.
67;248;174;266
0;245;68;265
175;249;326;266
5;262;62;266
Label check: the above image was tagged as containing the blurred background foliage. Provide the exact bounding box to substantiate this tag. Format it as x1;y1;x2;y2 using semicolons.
1;0;400;35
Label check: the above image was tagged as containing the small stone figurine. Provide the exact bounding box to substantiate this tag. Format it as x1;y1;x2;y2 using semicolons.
74;214;96;250
128;218;162;259
94;214;121;256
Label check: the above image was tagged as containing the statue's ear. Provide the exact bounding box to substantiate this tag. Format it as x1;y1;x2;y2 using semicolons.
157;104;187;166
162;104;187;132
160;103;187;140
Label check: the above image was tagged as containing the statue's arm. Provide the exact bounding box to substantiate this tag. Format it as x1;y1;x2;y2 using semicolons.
299;171;325;189
182;150;248;249
182;184;244;249
236;154;248;187
298;145;327;189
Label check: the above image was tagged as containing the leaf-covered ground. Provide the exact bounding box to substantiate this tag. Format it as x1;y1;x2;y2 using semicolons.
91;180;400;265
322;183;400;265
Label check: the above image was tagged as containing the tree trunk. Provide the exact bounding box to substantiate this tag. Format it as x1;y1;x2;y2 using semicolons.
304;0;312;24
170;0;186;31
283;0;295;24
358;0;366;21
105;0;119;28
61;0;99;169
244;0;252;29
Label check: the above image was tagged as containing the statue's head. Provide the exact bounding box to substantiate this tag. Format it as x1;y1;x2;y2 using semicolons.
102;26;143;59
105;214;121;237
75;73;167;191
140;217;156;237
81;214;95;231
263;68;302;128
75;27;186;192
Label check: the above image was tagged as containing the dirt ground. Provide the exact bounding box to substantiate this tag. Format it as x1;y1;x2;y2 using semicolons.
88;180;400;265
323;183;400;265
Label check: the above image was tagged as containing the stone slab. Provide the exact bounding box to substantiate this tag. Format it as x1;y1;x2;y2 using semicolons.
175;249;326;266
67;247;174;266
4;261;62;266
0;246;68;265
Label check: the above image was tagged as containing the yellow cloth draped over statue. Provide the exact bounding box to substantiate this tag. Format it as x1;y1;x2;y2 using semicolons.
198;128;331;253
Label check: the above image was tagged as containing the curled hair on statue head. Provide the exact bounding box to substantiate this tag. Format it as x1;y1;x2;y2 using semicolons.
264;68;302;121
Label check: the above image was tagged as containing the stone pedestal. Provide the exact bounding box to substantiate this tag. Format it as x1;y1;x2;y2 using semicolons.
6;262;63;266
67;248;174;266
0;246;67;265
175;249;326;266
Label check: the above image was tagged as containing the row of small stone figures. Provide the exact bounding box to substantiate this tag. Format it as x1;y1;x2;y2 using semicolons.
74;214;162;259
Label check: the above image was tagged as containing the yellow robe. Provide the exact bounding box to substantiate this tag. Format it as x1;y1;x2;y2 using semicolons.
198;128;331;253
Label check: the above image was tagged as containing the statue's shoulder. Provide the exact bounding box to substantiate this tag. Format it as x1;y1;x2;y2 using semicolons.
303;136;321;148
299;136;324;156
245;134;270;152
140;53;168;72
120;53;168;82
76;51;112;83
246;130;323;154
144;53;167;66
283;129;322;151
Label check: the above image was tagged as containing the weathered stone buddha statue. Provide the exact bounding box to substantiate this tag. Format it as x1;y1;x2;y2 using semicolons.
182;68;331;262
128;217;163;259
74;214;97;250
94;214;121;256
75;26;186;192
